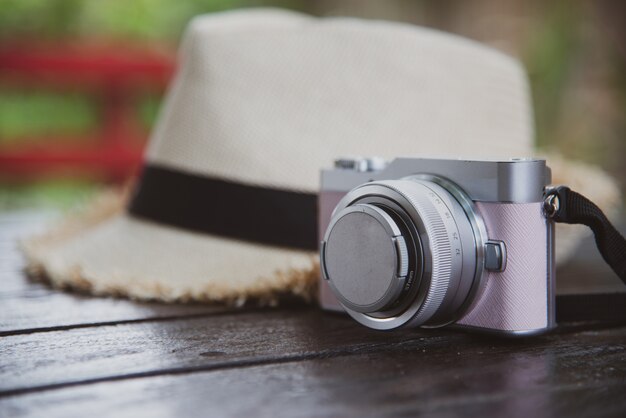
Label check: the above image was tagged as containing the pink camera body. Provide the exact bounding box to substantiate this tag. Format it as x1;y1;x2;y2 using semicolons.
456;201;554;332
319;157;555;336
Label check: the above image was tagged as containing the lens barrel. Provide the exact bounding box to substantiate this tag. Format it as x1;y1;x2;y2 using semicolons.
321;176;487;330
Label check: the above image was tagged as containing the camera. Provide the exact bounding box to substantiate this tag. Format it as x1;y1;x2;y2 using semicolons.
319;157;555;336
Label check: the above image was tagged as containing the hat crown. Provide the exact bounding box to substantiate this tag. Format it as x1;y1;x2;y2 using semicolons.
146;9;533;192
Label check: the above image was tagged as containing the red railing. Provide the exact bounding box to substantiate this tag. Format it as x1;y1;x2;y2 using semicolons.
0;42;175;181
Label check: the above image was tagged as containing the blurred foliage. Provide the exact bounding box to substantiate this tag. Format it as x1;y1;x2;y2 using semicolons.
525;2;581;150
522;1;625;192
0;92;97;143
0;179;96;210
0;0;306;42
0;92;161;145
138;94;162;131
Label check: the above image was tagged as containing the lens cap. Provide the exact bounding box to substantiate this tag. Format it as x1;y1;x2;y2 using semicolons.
321;203;409;313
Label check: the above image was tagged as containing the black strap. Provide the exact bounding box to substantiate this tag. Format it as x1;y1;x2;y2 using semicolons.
128;165;319;250
545;185;626;283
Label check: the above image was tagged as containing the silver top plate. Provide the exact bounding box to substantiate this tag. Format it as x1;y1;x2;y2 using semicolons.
322;157;550;203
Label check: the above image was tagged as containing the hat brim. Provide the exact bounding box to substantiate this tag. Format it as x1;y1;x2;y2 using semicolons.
22;206;318;305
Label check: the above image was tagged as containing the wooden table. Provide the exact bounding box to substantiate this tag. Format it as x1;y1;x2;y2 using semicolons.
1;210;625;417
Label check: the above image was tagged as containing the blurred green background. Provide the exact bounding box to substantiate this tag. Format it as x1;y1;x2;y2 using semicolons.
0;0;624;209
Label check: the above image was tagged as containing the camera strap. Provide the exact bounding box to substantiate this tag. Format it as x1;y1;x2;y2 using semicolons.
544;186;626;284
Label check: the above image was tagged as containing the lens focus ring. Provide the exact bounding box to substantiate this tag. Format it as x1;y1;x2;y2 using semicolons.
374;180;456;325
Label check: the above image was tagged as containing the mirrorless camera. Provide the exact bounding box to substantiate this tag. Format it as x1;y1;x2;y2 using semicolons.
319;157;555;336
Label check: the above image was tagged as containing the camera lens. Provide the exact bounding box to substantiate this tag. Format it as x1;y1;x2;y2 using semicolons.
321;175;487;330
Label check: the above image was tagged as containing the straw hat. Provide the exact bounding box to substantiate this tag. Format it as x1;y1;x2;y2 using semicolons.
22;9;620;305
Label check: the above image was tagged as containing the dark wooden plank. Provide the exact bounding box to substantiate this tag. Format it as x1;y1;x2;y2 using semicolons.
0;291;228;334
0;309;433;394
2;305;625;396
556;292;626;322
5;285;620;336
1;324;625;418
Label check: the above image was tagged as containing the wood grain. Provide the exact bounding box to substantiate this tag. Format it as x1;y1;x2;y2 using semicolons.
0;309;445;394
2;305;625;396
0;291;227;335
1;324;625;418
